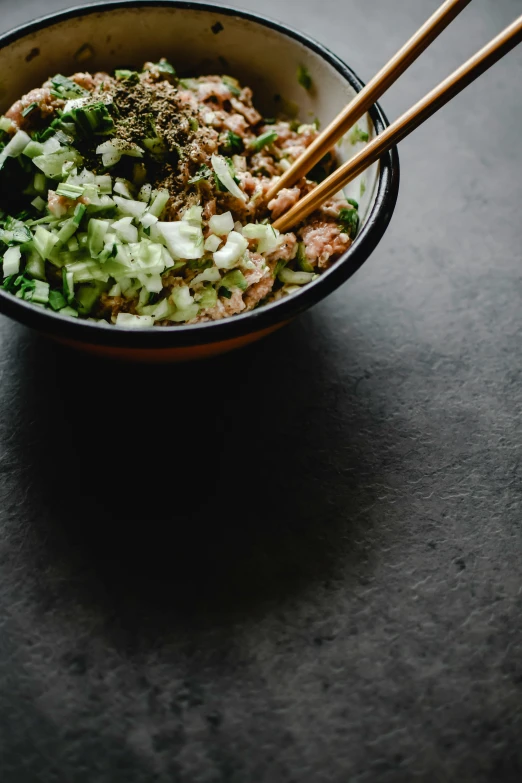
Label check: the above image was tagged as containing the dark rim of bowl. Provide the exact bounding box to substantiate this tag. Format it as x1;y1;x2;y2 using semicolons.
0;0;400;348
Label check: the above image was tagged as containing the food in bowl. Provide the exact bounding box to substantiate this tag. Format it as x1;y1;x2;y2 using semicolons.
0;59;361;327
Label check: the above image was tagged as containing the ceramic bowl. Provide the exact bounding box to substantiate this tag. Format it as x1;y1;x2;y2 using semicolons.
0;1;399;362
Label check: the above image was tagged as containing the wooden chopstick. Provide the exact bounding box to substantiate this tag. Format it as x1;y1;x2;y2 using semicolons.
265;0;472;203
273;14;522;233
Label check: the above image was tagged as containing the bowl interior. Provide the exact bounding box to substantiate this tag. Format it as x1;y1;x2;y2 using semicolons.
0;2;379;224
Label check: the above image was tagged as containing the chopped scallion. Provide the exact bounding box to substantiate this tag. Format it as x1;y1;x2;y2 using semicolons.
249;131;278;152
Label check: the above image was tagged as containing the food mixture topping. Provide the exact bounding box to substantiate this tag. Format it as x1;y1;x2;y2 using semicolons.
0;60;360;326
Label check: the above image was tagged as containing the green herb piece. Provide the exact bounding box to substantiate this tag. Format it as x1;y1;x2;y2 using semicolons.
61;102;114;137
219;286;232;299
58;306;79;318
0;117;13;133
220;130;243;155
75;280;107;315
189;117;199;132
155;60;176;77
50;74;89;100
3;274;35;298
349;125;369;144
56;182;85;199
360;181;366;197
221;269;247;291
296;242;314;273
297;65;313;91
21;102;38;118
188;257;213;271
48;289;67;311
346;198;359;210
249;131;278;152
339;207;359;239
222;76;241;96
115;69;140;84
196;283;218;309
273;259;287;278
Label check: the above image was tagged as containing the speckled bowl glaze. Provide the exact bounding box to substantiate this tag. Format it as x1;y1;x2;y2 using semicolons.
0;1;399;362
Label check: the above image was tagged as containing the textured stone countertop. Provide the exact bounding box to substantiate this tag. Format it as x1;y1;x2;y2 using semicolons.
0;1;521;781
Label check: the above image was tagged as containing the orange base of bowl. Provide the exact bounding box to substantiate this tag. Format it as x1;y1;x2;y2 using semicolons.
49;321;287;362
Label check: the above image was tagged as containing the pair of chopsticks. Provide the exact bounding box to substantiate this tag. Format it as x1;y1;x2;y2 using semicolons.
270;0;522;233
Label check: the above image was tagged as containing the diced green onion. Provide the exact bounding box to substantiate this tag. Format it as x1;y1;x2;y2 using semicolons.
296;242;314;272
0;116;14;133
220;131;243;155
63;268;75;304
155;60;177;76
11;225;32;244
95;175;112;194
0;130;31;168
191;267;221;286
112;216;138;244
33;172;47;192
87;218;110;256
346;198;359;210
58;306;79;318
56;182;85;199
33;226;59;260
147;189;170;218
278;268;315;285
61;102;114;137
195;284;217;309
25;250;46;280
242;223;280;254
31;279;50;304
21;102;38;118
249;131;278;152
66;259;109;283
33;149;83;179
113;179;135;199
23;140;45;159
50;74;89;99
115;70;140;83
349;125;369;144
140;212;158;229
338;207;359;239
211;155;246;202
2;246;21;277
72;203;86;225
220;269;247;291
222;76;241;96
75;280;107;315
48;289;67;310
31;196;47;212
